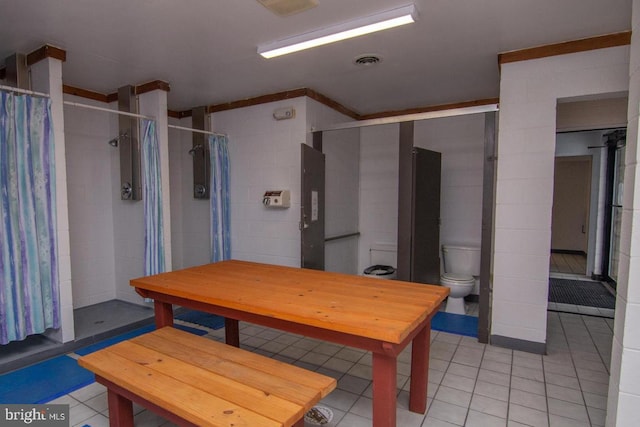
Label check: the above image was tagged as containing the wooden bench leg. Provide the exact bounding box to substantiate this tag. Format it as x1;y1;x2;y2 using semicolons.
292;418;305;427
372;352;397;427
409;324;430;413
107;389;134;427
225;318;240;347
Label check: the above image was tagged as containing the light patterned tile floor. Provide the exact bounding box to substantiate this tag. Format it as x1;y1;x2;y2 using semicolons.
51;310;613;427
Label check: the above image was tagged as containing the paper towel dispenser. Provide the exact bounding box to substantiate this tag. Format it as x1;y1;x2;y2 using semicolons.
263;190;290;208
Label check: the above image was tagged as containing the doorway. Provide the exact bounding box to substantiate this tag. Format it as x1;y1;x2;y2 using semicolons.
549;130;621;318
550;155;591;276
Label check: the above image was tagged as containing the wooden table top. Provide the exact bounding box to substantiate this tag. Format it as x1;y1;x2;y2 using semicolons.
131;260;449;344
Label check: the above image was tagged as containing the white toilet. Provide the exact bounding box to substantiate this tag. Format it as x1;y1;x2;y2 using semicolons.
440;244;481;315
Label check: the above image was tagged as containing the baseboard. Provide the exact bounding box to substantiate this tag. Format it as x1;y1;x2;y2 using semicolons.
490;334;546;355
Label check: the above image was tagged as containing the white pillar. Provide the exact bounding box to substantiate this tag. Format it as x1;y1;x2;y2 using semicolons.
606;2;640;425
30;55;75;343
138;87;172;271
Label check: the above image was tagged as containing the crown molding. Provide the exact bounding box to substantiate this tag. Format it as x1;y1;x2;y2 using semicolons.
498;31;631;65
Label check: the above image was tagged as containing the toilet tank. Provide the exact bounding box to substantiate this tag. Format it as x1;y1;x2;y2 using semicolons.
442;244;481;276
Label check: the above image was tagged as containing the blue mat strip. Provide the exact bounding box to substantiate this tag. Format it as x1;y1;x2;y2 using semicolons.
0;324;207;404
74;323;206;356
431;311;478;337
0;355;94;404
1;313;475;405
175;310;225;330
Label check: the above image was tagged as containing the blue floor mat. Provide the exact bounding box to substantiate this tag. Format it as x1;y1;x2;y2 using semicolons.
175;310;225;330
0;324;207;404
74;323;206;356
0;354;94;404
431;311;478;337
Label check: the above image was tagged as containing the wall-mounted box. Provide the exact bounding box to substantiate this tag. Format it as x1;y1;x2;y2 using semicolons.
263;190;290;208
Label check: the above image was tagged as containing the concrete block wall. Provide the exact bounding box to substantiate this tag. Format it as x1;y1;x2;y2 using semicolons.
63;95;117;308
494;45;630;348
210;98;308;267
606;1;640;424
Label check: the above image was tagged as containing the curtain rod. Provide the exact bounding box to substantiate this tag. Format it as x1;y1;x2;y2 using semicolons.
312;103;499;132
0;85;50;98
167;124;226;137
63;100;155;120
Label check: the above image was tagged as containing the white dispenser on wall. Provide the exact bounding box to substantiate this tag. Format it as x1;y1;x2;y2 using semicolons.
263;190;290;208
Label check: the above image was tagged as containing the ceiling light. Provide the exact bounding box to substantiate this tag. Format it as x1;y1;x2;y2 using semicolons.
258;4;417;59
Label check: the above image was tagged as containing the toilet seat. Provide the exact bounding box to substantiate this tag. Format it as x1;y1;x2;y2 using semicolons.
440;273;474;285
363;264;396;277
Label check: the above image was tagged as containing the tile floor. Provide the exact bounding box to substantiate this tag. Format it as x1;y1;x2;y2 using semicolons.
550;253;587;276
51;308;613;427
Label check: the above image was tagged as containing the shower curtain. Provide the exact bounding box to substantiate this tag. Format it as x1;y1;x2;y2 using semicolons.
0;91;60;345
142;119;165;275
208;135;231;262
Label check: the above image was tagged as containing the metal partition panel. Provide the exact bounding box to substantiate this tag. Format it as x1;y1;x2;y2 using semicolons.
192;106;210;199
118;85;141;200
411;147;441;284
479;112;497;343
397;122;414;281
301;143;325;270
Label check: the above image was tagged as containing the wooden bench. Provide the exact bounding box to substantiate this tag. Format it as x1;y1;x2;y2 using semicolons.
78;327;337;427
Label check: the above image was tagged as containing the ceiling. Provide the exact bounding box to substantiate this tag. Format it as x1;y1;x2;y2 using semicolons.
0;0;632;115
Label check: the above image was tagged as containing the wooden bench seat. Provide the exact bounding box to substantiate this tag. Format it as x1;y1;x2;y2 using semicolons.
78;327;336;427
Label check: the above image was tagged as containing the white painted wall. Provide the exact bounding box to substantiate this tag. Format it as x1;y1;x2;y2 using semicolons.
358;124;400;273
211;98;307;267
493;45;630;346
415;114;485;291
354;116;486;287
169;117;213;270
606;1;640;424
323;127;360;274
63;95;117;308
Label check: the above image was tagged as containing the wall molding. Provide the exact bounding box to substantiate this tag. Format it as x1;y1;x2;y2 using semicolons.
63;85;111;103
498;31;631;65
135;80;170;95
26;44;67;66
63;80;170;104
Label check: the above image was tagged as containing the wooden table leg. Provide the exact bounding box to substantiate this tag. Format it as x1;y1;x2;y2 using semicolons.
154;301;174;328
107;389;134;427
409;323;430;413
372;352;397;427
225;318;240;347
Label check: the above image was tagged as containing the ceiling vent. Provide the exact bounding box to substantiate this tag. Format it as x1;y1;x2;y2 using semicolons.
354;54;382;67
257;0;318;17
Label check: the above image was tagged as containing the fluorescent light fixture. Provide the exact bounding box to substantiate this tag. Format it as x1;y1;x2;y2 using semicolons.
258;4;417;58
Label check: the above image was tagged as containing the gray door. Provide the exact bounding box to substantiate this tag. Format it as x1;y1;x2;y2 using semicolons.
301;144;325;270
411;147;442;284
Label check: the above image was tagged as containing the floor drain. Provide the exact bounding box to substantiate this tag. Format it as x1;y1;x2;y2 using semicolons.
304;406;333;425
